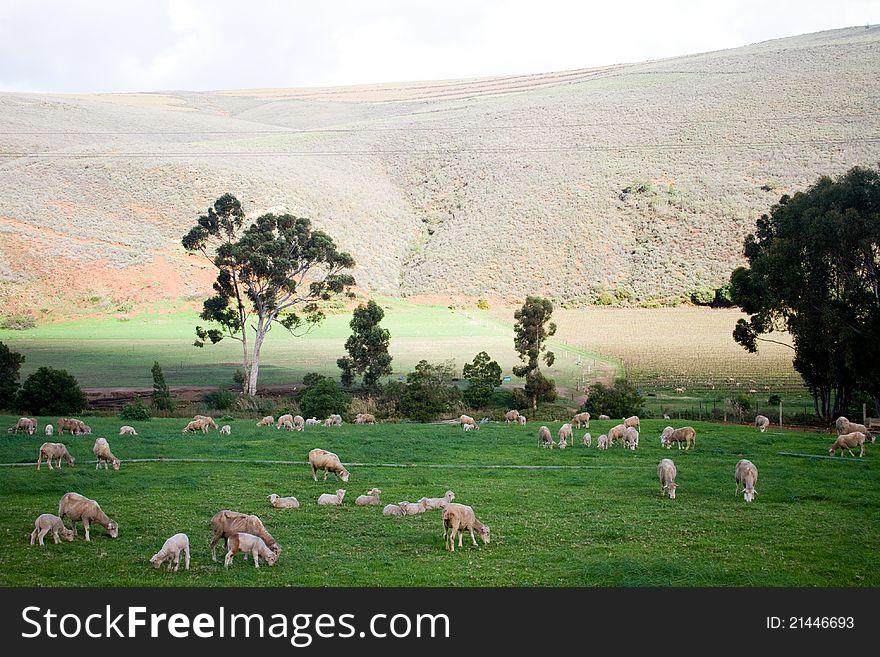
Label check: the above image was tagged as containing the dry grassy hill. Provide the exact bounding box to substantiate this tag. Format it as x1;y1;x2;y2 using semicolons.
1;26;879;319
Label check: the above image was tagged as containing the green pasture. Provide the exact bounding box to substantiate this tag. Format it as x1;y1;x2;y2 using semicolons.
0;416;876;586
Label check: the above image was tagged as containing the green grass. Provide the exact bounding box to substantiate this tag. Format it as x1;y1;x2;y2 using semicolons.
1;415;876;587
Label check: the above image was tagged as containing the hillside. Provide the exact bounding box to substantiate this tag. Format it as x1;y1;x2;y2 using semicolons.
1;26;879;318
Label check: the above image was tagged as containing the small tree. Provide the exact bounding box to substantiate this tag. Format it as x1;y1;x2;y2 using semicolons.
298;376;351;419
0;341;25;410
512;296;557;410
381;360;462;422
337;300;392;389
151;361;175;412
581;378;644;418
462;351;502;408
17;367;87;416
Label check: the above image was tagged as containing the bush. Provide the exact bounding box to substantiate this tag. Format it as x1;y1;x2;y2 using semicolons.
299;378;351;420
151;361;175;412
0;342;25;410
377;361;462;422
594;291;614;306
510;387;529;410
691;287;716;306
234;395;277;415
476;299;489;310
524;370;557;407
768;394;782;406
581;378;644;418
0;314;37;330
201;389;236;411
714;284;734;307
17;367;87;415
119;398;151;421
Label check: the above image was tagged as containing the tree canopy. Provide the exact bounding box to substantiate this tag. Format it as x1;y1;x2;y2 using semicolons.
17;367;87;416
462;351;502;408
337;300;392;388
512;296;557;410
0;341;25;410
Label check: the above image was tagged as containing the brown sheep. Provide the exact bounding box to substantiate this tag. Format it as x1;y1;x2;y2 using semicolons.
607;423;627;446
37;442;75;470
256;416;275;427
572;412;590;429
829;431;867;458
459;414;479;430
181;418;208;434
661;426;696;450
58;492;118;541
504;409;520;423
538;425;554;449
30;513;75;545
92;437;120;470
210;510;278;561
442;503;490;552
224;532;280;568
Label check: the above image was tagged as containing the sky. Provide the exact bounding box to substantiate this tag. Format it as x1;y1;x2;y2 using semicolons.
0;0;878;93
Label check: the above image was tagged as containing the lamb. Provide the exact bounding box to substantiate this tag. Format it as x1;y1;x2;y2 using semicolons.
383;503;406;516
660;426;696;450
193;415;218;430
8;417;37;434
308;448;350;482
558;434;568;449
598;414;611;421
119;425;137;436
582;433;592;447
181;418;208;434
624;415;641;432
399;499;429;515
293;415;305;431
538;425;554;449
224;532;280;568
755;415;770;433
37;442;75;470
607;423;627;446
305;417;321;426
572;412;591;429
30;513;75;545
836;417;874;442
317;489;346;505
517;415;527;426
355;488;382;506
44;424;54;436
463;423;476;432
219;424;231;435
663;414;671;420
420;490;455;510
596;434;609;449
150;533;190;571
210;510;278;561
93;437;120;470
58;492;119;541
504;409;520;423
276;415;294;431
268;493;300;509
558;423;573;446
459;414;479;430
735;459;758;502
256;416;275;427
623;427;640;450
322;414;342;427
442;503;490;552
658;459;678;499
829;431;867;458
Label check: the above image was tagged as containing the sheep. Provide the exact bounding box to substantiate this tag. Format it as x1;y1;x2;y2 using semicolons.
119;425;137;436
44;424;54;436
56;418;83;435
58;492;118;541
305;417;321;426
517;415;527;426
558;434;568;449
8;417;37;434
181;418;208;434
538;425;554;449
624;415;641;432
829;431;867;458
93;437;120;470
598;414;611;421
623;427;640;451
150;533;190;571
421;490;455;510
210;510;278;561
383;503;405;516
582;432;592;447
660;426;696;450
276;414;294;430
193;415;218;430
558;423;573;446
224;532;280;568
735;460;758;502
755;415;770;433
355;413;376;425
293;415;305;431
399;499;429;515
30;513;74;545
504;409;520;423
355;488;382;506
572;412;591;429
663;414;671;420
596;434;609;449
323;414;342;427
463;423;476;432
220;424;231;435
607;423;627;446
442;503;490;552
836;417;875;442
37;442;75;470
256;416;275;427
268;493;300;509
657;459;678;499
459;414;478;430
317;489;346;505
308;448;350;482
675;387;685;395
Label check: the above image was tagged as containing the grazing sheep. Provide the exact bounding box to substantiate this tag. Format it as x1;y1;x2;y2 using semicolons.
150;533;190;571
355;488;382;506
598;414;611;421
8;417;37;434
596;434;609;450
305;417;321;426
82;425;92;436
119;425;137;436
504;409;520;423
624;415;641;432
383;503;405;516
657;459;678;499
276;414;294;430
210;510;278;561
442;503;490;552
308;448;350;482
292;415;305;430
322;414;342;427
735;460;758;502
30;513;74;545
257;416;275;427
459;414;479;430
755;415;770;433
558;423;573;446
829;431;867;458
317;489;346;505
58;492;118;541
582;433;592;447
660;426;696;450
607;423;627;446
219;424;231;435
268;493;300;509
355;413;376;425
224;532;280;568
56;418;84;435
421;491;455;510
623;427;640;451
37;442;75;470
462;423;476;432
675;387;685;395
572;412;590;429
44;424;54;437
558;434;568;449
93;437;120;470
518;415;527;426
193;415;218;430
181;418;208;434
538;425;554;449
836;417;875;442
399;499;429;515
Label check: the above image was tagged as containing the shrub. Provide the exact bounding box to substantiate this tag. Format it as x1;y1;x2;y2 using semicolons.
524;370;557;407
581;378;644;418
510;387;529;410
462;351;502;409
594;291;614;306
476;298;489;310
0;341;25;410
17;367;87;415
714;284;734;307
378;361;462;422
299;378;351;420
119;398;151;421
202;389;236;411
234;395;277;415
768;394;782;406
1;315;37;330
691;287;716;306
151;361;175;412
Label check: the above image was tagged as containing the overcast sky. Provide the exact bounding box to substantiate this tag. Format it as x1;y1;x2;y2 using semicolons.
1;0;877;93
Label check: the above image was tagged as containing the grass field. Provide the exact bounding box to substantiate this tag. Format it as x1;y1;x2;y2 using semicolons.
1;415;876;587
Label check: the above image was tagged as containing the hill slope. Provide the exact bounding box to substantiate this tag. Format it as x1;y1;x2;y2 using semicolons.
1;26;879;317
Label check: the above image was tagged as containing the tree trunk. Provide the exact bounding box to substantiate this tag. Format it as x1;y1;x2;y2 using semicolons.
246;320;268;397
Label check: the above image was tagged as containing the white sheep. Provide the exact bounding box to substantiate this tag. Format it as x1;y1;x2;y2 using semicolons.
442;503;490;552
58;492;119;541
836;417;875;442
829;431;868;457
37;442;75;470
755;415;770;432
459;414;479;430
317;489;346;505
224;532;280;568
219;424;231;435
598;414;611;421
383;503;405;516
355;488;382;506
268;493;300;509
256;416;275;427
623;427;639;450
308;448;350;482
276;414;294;430
44;424;54;437
30;513;74;545
597;434;609;449
558;423;573;446
538;425;554;448
420;490;455;510
582;433;592;447
517;415;527;426
558;434;568;449
399;499;429;515
462;423;476;432
293;415;305;431
734;459;758;502
119;425;137;436
93;437;120;470
150;533;190;571
305;417;321;426
657;458;678;499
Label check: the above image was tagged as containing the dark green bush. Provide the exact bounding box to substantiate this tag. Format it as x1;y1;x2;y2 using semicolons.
0;342;25;410
299;378;351;420
235;395;277;415
691;287;716;305
17;367;87;415
202;389;236;411
581;378;644;418
119;398;151;421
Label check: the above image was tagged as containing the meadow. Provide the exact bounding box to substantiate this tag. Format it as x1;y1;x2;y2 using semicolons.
1;415;876;587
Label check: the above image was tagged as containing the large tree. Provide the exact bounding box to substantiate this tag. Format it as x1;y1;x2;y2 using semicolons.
462;351;502;408
0;341;25;410
183;194;355;396
512;296;557;410
729;166;880;421
337;300;392;388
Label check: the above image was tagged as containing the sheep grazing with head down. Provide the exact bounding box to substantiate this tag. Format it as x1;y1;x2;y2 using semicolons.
210;510;278;561
293;415;305;431
355;488;382;506
538;425;554;449
442;503;490;552
734;459;758;502
58;492;118;541
829;431;868;458
607;423;627;446
37;442;75;470
459;414;479;430
257;416;275;427
305;417;320;427
93;437;121;470
518;415;527;426
8;417;37;434
44;424;54;437
596;434;609;450
276;414;294;430
463;423;476;432
224;532;280;568
219;424;231;435
268;494;300;509
30;513;75;545
657;459;678;499
181;418;208;434
572;412;590;429
504;409;520;423
660;426;696;450
623;427;639;451
193;415;218;430
308;448;350;482
558;423;573;447
119;425;137;436
150;533;190;571
755;415;770;433
582;433;592;447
